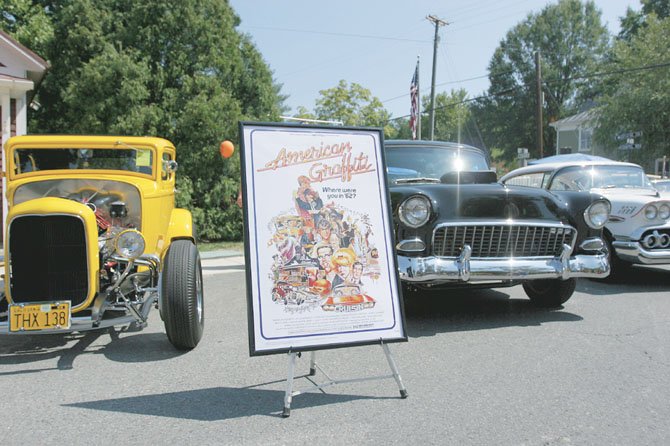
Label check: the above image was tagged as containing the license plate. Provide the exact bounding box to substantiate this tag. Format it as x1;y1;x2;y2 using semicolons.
9;301;71;332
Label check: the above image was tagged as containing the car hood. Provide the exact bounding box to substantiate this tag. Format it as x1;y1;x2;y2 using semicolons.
390;183;571;222
594;188;668;220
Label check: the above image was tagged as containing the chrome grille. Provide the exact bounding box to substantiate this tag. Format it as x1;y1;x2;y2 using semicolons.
433;224;576;258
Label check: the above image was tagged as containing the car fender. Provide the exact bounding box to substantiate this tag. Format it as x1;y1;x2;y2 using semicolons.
166;208;195;244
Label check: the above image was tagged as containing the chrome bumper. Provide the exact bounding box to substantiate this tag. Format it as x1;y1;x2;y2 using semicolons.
612;241;670;265
398;243;610;283
0;314;140;335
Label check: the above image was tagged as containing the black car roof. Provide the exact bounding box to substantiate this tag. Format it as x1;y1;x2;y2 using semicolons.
384;139;486;154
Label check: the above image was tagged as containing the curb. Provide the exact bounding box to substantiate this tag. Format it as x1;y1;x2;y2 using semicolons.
199;249;244;260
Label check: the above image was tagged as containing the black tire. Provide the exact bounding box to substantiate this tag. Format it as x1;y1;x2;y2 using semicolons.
604;236;631;280
522;278;576;308
162;240;204;350
0;294;7;314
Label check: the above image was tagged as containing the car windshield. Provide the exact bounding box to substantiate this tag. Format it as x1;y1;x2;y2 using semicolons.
550;165;652;191
14;147;154;176
654;181;670;192
385;146;489;181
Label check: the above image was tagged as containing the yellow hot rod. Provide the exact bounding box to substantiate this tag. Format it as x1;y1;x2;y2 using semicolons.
0;135;204;349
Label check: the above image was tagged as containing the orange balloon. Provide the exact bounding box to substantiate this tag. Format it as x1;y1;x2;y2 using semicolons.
220;140;235;159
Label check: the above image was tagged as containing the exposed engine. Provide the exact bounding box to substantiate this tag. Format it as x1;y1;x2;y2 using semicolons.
12;179;149;302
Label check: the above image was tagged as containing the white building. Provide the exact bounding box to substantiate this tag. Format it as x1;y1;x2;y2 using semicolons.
548;109;599;155
0;30;48;233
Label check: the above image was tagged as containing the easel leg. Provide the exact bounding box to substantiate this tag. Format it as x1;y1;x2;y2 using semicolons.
282;352;298;417
309;351;317;376
382;343;408;398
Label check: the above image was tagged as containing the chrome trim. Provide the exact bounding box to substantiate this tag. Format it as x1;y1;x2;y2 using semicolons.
641;230;670;249
579;237;605;251
6;212;92;311
396;238;426;252
612;240;670;264
397;245;609;283
111;253;161;270
431;220;577;258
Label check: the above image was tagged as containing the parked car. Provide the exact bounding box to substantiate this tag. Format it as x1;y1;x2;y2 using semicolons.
0;135;204;349
651;178;670;194
501;159;670;277
385;140;610;307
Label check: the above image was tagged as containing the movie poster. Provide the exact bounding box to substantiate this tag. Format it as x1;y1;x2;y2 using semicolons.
240;123;407;355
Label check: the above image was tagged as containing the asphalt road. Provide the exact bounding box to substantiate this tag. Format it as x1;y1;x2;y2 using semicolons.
1;259;669;445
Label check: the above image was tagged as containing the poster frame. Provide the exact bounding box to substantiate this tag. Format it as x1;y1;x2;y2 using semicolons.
238;121;407;356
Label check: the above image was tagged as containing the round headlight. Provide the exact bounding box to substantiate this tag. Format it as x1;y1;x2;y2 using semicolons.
659;203;670;220
114;229;146;259
584;200;610;229
399;195;432;228
644;204;658;220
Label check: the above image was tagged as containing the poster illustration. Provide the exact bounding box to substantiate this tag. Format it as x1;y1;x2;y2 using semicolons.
240;123;407;355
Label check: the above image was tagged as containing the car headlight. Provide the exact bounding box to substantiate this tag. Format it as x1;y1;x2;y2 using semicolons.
584;200;610;229
398;195;432;228
114;229;146;259
644;204;658;220
659;203;670;220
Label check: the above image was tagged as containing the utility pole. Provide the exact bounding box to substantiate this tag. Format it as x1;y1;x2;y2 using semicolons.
427;15;448;141
535;51;544;158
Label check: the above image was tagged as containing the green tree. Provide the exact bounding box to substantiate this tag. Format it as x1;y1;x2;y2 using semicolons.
312;80;397;138
473;0;609;159
292;106;317;122
0;0;53;53
3;0;285;240
421;89;472;143
594;16;670;166
619;0;670;40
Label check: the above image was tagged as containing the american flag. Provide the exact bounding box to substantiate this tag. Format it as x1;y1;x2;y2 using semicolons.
409;62;419;140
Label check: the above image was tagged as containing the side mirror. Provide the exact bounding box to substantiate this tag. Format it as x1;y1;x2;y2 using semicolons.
163;159;178;173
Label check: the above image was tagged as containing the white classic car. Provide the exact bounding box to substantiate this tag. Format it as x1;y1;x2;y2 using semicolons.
501;158;670;277
651;178;670;194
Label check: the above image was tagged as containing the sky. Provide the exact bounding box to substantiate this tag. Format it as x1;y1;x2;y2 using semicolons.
228;0;639;120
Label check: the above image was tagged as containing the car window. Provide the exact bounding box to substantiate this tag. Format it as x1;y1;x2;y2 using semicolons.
385;146;488;181
654;181;670;192
549;165;652;191
14;148;154;176
504;172;545;188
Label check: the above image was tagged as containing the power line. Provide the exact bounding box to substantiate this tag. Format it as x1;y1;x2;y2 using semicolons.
542;60;670;86
386;60;670;122
243;25;430;43
381;69;516;104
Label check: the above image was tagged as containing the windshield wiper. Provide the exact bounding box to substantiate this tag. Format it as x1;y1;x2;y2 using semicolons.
395;177;441;184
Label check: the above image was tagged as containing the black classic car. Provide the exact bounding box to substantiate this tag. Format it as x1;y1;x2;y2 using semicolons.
385;140;611;306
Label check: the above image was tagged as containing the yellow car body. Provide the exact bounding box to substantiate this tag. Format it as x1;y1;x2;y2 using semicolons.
1;135;204;349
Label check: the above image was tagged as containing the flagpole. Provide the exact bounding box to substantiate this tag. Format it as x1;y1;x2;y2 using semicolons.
416;56;421;140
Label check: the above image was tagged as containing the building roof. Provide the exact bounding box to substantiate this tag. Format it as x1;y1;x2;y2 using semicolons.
0;29;48;71
549;109;599;130
0;29;49;101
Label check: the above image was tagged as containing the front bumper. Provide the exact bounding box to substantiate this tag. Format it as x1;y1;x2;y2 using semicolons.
398;243;609;283
612;241;670;265
0;255;160;335
0;313;141;335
